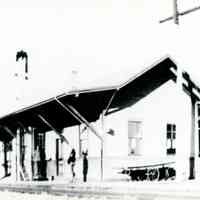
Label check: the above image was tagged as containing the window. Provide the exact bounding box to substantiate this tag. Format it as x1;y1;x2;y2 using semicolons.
34;132;45;150
166;123;176;155
128;121;142;155
34;131;46;161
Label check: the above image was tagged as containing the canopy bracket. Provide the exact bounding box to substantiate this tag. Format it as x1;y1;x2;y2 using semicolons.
37;114;69;145
2;126;15;138
55;97;103;142
104;89;118;116
17;121;31;134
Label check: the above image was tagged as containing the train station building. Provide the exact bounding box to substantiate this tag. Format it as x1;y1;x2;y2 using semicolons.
0;56;199;182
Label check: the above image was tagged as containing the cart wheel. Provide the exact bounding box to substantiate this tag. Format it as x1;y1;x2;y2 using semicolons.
147;168;159;181
165;167;169;180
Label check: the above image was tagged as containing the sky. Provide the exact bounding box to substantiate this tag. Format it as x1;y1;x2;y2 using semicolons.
0;0;200;115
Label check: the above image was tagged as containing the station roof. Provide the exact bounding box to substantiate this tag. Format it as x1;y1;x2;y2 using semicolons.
0;56;197;142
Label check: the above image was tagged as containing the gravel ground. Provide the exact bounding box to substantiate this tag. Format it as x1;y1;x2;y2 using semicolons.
0;190;199;200
1;191;200;200
1;179;200;200
0;191;131;200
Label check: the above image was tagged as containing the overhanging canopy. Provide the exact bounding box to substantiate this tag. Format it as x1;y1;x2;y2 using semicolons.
0;56;198;142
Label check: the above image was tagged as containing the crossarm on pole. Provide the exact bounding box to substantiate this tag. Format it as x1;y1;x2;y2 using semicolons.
160;5;200;24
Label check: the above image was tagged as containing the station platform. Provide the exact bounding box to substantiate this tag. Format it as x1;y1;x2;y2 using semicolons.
0;178;200;198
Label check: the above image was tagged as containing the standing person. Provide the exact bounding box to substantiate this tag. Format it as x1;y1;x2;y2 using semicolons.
82;150;88;182
68;148;76;181
33;146;40;179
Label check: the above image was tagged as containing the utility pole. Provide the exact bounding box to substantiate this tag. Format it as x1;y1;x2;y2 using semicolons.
173;0;179;25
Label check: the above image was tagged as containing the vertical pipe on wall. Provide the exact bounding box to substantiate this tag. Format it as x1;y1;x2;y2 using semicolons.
175;64;185;181
189;97;196;179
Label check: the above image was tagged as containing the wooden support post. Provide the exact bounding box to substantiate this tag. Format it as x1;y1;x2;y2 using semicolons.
16;129;20;181
11;138;17;181
3;142;8;177
24;129;32;181
31;128;35;180
60;137;64;175
101;111;105;148
189;97;196;179
101;145;103;181
56;138;59;176
101;111;106;181
78;125;81;157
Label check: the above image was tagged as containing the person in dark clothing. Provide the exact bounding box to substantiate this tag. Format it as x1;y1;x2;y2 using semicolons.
82;151;88;182
68;148;76;180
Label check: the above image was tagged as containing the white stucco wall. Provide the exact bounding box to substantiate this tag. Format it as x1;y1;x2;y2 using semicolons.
44;79;193;180
89;80;192;162
52;79;192;162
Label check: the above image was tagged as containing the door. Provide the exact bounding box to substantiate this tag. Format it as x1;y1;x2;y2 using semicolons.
34;131;47;180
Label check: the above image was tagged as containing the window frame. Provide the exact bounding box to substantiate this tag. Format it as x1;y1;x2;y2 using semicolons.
166;123;176;155
128;120;142;156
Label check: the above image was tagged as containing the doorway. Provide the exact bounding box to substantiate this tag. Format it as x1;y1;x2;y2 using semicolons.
33;131;47;180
